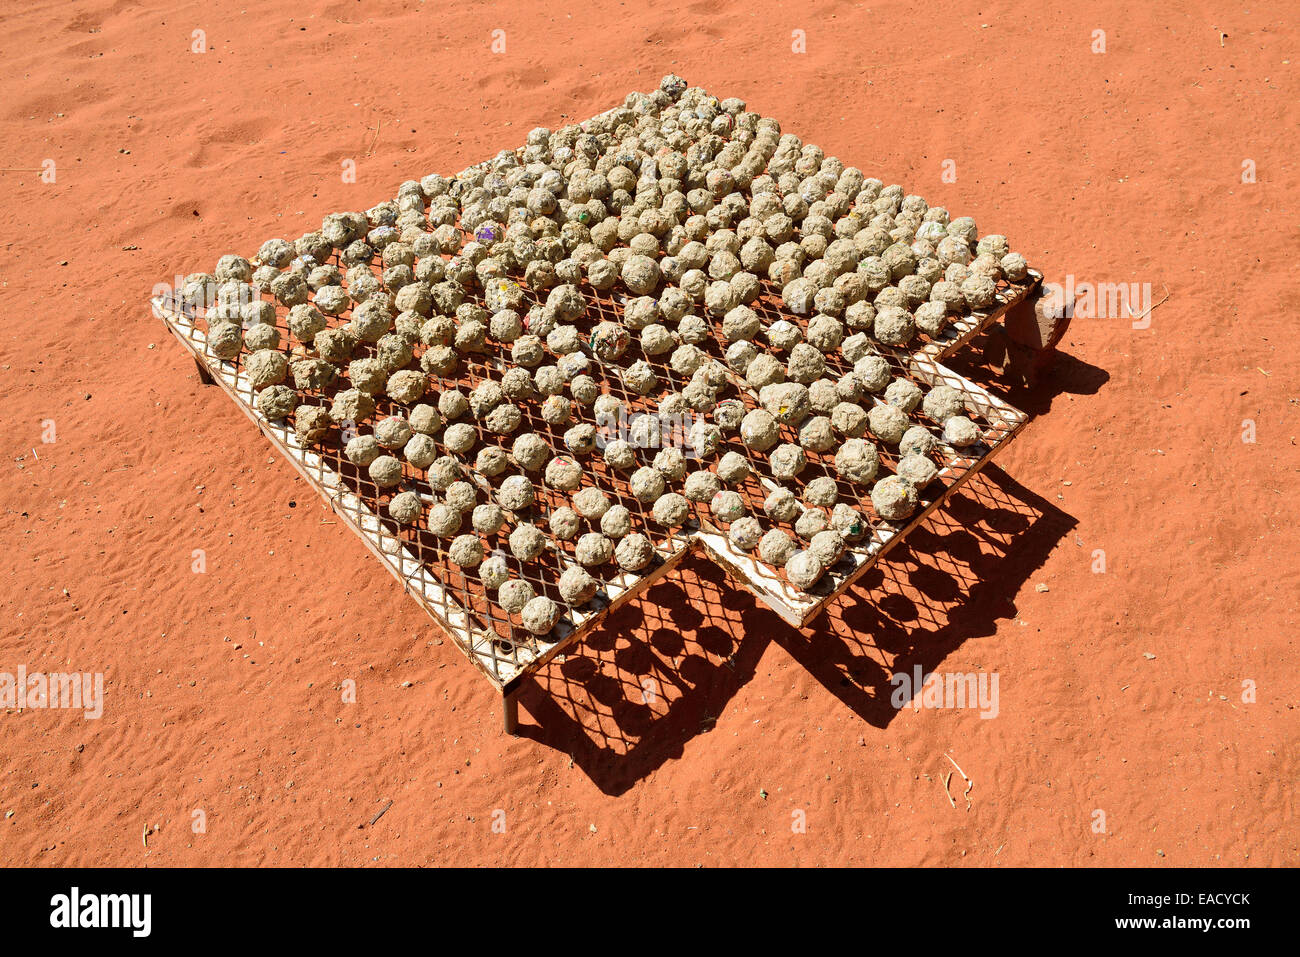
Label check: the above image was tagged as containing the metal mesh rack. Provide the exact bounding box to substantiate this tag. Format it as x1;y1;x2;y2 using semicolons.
153;288;696;700
154;88;1041;732
557;268;1037;627
693;353;1028;626
154;268;1030;721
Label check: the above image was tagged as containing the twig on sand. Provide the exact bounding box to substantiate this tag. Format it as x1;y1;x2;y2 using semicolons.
945;753;974;811
1124;283;1170;321
364;119;382;158
941;772;956;809
366;800;393;828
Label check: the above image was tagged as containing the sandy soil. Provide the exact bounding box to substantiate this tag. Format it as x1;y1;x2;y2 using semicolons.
1;0;1296;867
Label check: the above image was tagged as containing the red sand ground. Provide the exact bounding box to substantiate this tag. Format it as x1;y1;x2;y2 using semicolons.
1;0;1296;867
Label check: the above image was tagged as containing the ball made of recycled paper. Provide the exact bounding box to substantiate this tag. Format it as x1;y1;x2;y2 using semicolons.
520;595;560;635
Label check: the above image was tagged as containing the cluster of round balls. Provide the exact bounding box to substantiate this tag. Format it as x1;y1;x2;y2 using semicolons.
183;73;1020;618
700;342;981;590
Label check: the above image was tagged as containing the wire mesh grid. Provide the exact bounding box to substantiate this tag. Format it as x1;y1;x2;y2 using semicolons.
155;230;740;672
154;87;1039;696
523;553;753;762
155;243;1030;682
911;269;1041;359
556;272;1030;620
806;462;1075;702
519;466;1066;765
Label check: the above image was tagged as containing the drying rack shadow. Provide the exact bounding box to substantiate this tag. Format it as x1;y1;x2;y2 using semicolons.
514;551;782;796
775;343;1096;727
776;464;1074;728
512;462;1076;795
949;338;1111;419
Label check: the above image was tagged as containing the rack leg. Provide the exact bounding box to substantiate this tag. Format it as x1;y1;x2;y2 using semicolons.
989;283;1073;387
194;357;216;385
502;691;519;735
